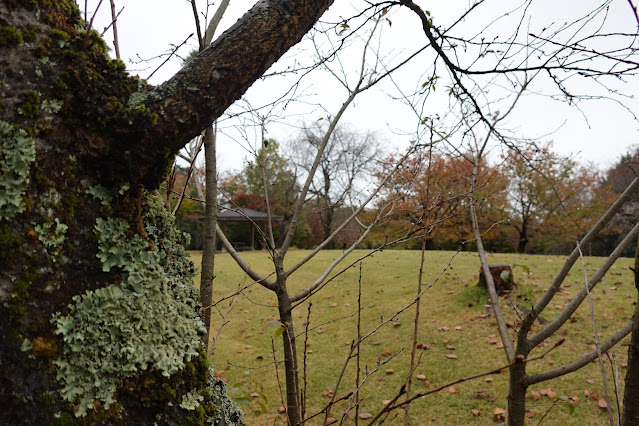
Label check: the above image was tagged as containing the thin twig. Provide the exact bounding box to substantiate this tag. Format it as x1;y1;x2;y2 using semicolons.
355;263;363;426
301;302;312;422
272;338;290;426
147;34;194;80
577;241;614;425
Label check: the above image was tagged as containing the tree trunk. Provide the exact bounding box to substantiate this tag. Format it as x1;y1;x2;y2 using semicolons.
507;360;529;425
517;221;529;253
0;0;333;422
200;125;217;353
277;289;301;425
621;240;639;425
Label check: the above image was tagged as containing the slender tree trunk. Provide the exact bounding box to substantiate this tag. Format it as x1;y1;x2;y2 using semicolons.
621;240;639;425
200;125;217;352
276;289;300;425
517;221;529;253
507;360;529;425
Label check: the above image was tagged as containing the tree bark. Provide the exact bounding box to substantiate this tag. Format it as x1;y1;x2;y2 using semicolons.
0;0;333;422
507;358;530;426
621;239;639;425
517;221;528;253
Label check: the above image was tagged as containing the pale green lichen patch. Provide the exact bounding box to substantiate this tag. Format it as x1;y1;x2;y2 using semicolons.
179;388;204;411
87;183;129;206
35;218;68;250
0;121;36;221
52;193;205;417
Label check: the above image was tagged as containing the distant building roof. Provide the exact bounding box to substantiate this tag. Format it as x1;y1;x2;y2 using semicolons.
217;207;283;223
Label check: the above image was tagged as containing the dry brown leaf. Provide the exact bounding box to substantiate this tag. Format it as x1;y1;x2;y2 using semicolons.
485;377;493;382
598;399;608;409
454;326;462;331
446;345;456;350
447;386;458;394
546;389;557;399
326;417;338;425
531;391;541;400
385;369;394;375
584;390;591;397
382;400;392;406
316;329;326;334
439;326;450;331
525;410;535;418
416;374;427;380
249;392;259;398
382;349;392;356
471;409;480;416
276;407;286;413
571;396;580;403
446;354;458;359
586;379;595;384
359;413;373;419
493;407;506;421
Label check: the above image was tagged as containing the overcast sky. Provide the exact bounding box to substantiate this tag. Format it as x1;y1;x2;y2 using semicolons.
85;0;639;173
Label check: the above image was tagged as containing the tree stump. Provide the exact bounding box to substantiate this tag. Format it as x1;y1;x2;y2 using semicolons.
478;264;515;295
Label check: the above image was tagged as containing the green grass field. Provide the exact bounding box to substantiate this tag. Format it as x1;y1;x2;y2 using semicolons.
191;249;636;425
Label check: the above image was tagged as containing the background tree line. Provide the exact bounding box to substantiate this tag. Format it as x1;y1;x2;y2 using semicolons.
170;137;639;257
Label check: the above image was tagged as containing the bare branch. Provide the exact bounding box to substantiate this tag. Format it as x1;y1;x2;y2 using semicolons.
525;322;632;386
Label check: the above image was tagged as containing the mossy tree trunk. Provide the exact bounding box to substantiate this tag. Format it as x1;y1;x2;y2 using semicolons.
0;0;333;423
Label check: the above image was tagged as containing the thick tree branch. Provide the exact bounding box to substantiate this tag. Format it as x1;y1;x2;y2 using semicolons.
143;0;334;170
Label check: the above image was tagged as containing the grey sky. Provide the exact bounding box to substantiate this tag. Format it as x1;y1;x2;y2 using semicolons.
86;0;639;172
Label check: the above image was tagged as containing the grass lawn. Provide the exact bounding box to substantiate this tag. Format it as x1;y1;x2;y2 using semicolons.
191;249;635;425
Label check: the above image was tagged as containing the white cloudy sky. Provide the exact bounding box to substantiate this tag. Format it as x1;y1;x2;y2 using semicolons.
84;0;639;173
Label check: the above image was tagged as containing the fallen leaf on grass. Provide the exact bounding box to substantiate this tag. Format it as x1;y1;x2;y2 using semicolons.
416;374;427;380
276;407;286;413
447;387;458;394
446;354;457;359
525;410;535;418
249;392;259;397
316;329;326;334
586;379;595;384
438;326;450;331
386;369;394;375
382;400;392;405
598;399;608;409
471;409;480;416
485;377;493;382
382;349;392;356
446;345;456;350
326;417;338;424
454;326;462;331
493;408;506;421
530;391;541;400
322;389;334;397
359;413;373;419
